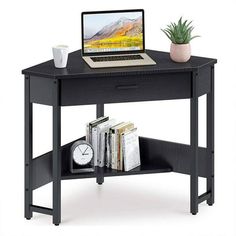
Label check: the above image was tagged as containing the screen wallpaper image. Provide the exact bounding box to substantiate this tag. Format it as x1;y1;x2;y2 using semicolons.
83;12;143;53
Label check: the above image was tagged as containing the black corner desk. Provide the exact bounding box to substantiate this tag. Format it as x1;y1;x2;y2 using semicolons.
22;49;217;225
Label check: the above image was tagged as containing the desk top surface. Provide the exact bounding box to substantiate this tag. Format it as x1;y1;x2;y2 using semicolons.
22;49;217;79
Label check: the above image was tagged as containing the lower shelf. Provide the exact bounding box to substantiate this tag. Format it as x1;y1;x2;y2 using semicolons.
62;163;172;180
104;163;172;176
32;136;209;190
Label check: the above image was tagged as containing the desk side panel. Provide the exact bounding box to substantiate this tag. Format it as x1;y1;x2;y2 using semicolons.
139;137;208;177
30;76;54;105
61;72;191;106
32;152;52;190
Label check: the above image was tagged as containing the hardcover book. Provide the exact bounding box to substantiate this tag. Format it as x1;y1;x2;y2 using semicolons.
122;128;140;171
109;122;125;169
96;119;117;167
116;122;134;170
86;116;109;143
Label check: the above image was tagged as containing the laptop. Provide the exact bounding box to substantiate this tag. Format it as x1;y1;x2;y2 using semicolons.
81;9;156;68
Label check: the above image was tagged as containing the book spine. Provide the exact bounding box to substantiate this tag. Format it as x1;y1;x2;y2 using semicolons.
97;128;101;167
92;127;98;166
114;130;118;170
122;134;126;171
111;131;117;169
119;134;123;171
111;132;114;169
98;132;105;167
89;124;93;144
105;131;110;168
117;131;121;170
108;131;112;168
86;123;89;143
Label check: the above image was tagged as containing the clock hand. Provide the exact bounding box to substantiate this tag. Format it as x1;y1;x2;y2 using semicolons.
83;146;89;155
78;146;83;154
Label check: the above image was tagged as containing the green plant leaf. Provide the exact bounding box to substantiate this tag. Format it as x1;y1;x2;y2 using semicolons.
186;20;193;29
161;29;174;42
190;35;200;41
161;17;200;44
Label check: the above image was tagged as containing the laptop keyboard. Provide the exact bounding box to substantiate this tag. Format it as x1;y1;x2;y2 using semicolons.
91;55;144;62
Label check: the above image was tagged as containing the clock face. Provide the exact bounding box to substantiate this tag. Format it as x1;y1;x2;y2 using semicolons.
73;143;93;166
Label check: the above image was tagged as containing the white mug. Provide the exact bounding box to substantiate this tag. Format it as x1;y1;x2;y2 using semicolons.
52;45;69;68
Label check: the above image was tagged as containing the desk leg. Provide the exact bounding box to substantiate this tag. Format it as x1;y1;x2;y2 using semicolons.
25;76;33;220
96;104;104;118
96;104;104;185
52;80;61;225
207;66;215;205
190;71;199;215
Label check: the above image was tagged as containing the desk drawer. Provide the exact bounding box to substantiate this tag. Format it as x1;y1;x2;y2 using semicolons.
60;72;191;106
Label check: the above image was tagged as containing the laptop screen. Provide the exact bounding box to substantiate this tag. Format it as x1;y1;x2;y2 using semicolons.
82;10;144;55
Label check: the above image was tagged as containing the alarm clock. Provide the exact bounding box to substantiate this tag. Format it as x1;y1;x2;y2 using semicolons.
70;140;94;173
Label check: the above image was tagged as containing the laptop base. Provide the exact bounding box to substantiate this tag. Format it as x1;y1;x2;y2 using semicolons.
83;53;156;68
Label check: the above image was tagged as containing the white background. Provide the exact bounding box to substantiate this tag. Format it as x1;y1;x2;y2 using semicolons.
0;0;236;235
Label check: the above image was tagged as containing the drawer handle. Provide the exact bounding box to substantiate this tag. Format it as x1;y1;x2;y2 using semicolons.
116;84;139;90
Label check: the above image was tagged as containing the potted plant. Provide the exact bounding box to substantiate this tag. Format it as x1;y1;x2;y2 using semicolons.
161;17;200;62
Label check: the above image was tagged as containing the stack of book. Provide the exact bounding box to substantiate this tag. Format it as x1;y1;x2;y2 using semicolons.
86;116;141;171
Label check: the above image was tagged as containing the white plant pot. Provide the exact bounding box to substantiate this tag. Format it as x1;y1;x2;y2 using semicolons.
170;43;191;63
